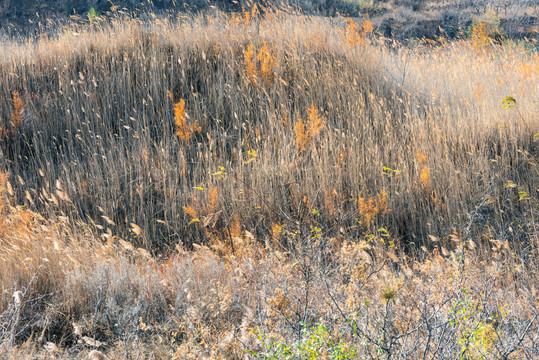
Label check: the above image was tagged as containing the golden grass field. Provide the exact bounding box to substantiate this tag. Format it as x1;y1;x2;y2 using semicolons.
0;8;538;359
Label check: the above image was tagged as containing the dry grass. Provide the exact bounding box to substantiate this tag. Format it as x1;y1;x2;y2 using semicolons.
0;9;537;359
0;169;537;358
0;12;536;250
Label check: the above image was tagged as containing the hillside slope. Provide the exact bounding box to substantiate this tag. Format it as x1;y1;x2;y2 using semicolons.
0;11;537;359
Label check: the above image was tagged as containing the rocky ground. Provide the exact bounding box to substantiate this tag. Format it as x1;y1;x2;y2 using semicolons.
0;0;538;40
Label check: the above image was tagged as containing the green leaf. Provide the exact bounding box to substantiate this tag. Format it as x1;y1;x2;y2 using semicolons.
382;166;404;176
87;7;97;21
212;166;227;178
518;191;531;201
501;96;516;109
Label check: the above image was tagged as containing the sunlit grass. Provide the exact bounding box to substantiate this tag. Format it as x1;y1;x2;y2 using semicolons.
0;9;537;359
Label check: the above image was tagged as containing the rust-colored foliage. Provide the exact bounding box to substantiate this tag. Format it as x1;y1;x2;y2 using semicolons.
209;186;219;212
344;19;373;45
357;189;390;228
10;91;24;135
244;44;257;85
257;42;276;86
230;5;259;27
416;151;430;188
183;205;199;225
244;42;277;86
472;22;490;50
363;19;374;36
472;22;499;51
295;105;325;153
174;99;201;145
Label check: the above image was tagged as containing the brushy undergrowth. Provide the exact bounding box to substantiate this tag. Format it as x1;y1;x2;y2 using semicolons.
0;168;537;359
0;8;537;360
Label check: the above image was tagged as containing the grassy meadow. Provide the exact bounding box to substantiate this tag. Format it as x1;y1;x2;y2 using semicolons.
0;7;538;359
